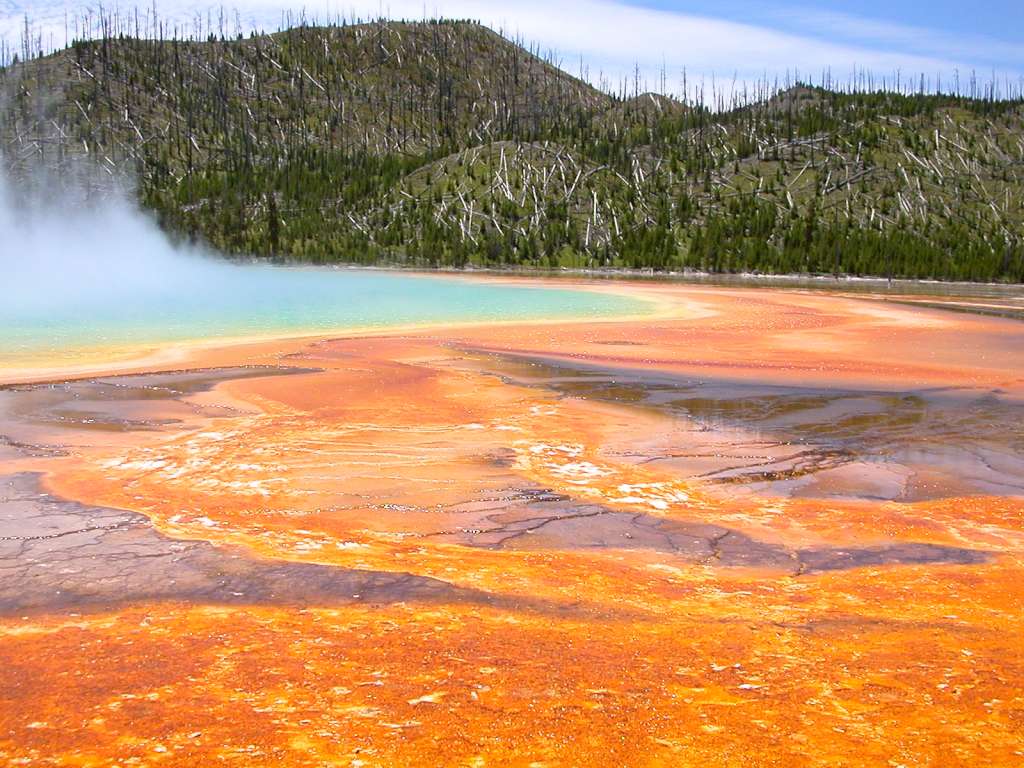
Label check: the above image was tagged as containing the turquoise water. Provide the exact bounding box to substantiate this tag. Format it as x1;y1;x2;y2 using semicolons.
0;266;649;363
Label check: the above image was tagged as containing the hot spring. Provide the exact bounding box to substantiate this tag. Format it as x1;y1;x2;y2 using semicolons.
0;172;649;367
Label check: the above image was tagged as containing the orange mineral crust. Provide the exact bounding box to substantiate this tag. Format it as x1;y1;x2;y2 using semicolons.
1;281;1023;766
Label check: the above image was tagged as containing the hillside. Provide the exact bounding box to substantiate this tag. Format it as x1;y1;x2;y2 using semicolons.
2;19;1023;281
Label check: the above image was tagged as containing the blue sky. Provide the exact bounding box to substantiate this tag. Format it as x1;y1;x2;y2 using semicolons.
4;0;1023;96
626;0;1024;74
634;0;1024;43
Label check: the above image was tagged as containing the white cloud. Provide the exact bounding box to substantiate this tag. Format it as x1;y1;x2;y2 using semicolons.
767;7;1024;71
3;0;1022;97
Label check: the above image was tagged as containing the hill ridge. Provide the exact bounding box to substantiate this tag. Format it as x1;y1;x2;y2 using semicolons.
2;19;1023;281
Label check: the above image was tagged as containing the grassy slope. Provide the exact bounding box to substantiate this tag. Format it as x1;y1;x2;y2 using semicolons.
2;20;1023;280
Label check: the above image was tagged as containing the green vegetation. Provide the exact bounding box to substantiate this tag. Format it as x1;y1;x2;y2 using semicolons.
2;19;1023;281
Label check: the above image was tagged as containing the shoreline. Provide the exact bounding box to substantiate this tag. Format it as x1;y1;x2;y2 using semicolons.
3;268;1021;388
0;273;682;386
242;259;1024;294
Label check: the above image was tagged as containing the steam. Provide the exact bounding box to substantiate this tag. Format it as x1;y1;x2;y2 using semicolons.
0;162;284;359
0;165;222;318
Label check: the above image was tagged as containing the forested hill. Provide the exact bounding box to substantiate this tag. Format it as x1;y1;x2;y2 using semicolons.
2;19;1024;281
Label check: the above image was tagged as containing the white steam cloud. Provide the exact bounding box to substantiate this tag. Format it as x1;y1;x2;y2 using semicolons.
0;165;225;318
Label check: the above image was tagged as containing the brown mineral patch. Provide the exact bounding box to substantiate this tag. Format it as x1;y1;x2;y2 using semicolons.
0;472;582;617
